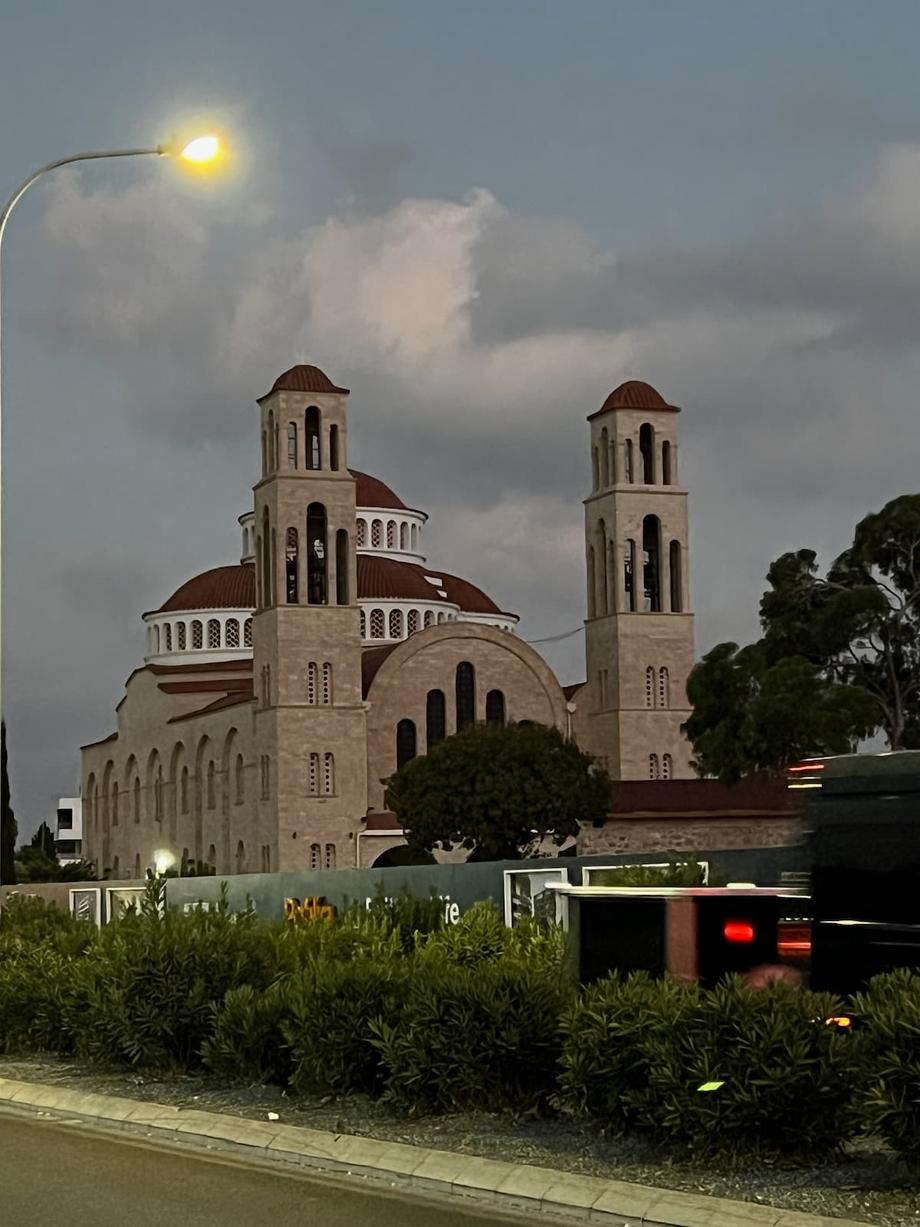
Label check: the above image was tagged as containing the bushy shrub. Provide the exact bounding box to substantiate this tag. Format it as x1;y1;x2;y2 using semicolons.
0;894;95;961
415;900;566;975
641;977;860;1160
354;885;445;953
373;961;572;1116
0;945;87;1054
557;972;700;1133
202;980;294;1085
853;969;920;1172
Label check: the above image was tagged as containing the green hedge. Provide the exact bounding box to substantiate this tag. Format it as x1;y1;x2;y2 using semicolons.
853;969;920;1173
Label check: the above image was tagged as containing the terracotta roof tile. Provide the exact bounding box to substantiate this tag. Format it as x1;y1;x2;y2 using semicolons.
158;678;252;695
264;364;350;397
350;469;407;511
589;379;680;420
155;565;255;614
605;775;799;818
168;691;253;723
362;643;399;696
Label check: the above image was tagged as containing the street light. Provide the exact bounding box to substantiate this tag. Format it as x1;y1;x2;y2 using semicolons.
0;134;222;883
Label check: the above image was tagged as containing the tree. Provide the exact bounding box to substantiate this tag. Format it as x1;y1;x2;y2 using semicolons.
31;821;55;857
684;493;920;782
13;845;96;883
385;722;612;861
0;721;17;885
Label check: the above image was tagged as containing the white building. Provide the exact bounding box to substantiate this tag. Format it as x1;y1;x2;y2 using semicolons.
55;796;83;864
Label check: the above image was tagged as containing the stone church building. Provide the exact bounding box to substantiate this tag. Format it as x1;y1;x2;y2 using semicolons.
81;366;694;876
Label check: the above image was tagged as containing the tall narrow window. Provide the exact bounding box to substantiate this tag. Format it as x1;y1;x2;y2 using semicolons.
335;529;349;605
286;527;299;603
310;843;320;870
662;440;672;485
287;422;297;468
642;515;662;612
271;528;277;603
649;753;660;780
308;752;319;795
400;523;408;549
600;428;609;486
595;522;608;616
456;661;475;730
329;424;340;471
322;662;332;704
359;609;366;638
306;502;327;605
586;546;596;619
426;689;446;747
155;766;163;821
111;783;119;826
389;609;403;639
387;520;396;548
624;540;636;611
177;622;186;650
134;776;141;822
305;406;321;469
244;618;253;647
261;431;267;477
407;609;419;635
486;689;505;725
226;618;240;648
662;753;673;780
181;766;189;814
396;719;417;770
669;540;683;613
411;524;418;550
645;666;655;708
371;519;382;548
267;409;275;470
154;626;161;654
164;624;172;651
659;667;670;708
592;447;600;492
262;507;271;608
207;761;216;809
235;754;245;803
261;755;270;800
356;519;367;548
609;436;617;484
639;423;655;483
206;843;216;869
307;662;318;704
208;619;221;648
135;853;141;879
370;608;385;638
323;752;335;795
423;610;434;628
625;438;634;483
325;843;336;869
236;841;245;873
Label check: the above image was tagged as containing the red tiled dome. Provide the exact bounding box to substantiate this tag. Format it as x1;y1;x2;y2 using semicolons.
595;380;680;415
350;469;407;511
265;364;350;397
157;565;255;613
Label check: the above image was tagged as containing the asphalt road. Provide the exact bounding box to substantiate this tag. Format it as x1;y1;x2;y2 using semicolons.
0;1111;523;1226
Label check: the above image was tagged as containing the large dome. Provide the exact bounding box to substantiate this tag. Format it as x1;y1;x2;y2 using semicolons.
265;364;350;397
157;565;255;613
351;469;408;511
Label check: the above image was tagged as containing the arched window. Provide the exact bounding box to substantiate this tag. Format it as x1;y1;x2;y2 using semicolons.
285;527;299;603
370;608;385;638
181;766;189;814
600;428;609;487
456;662;475;730
287;422;297;468
387;520;396;548
371;519;382;548
486;689;505;725
236;841;245;874
267;409;275;470
356;519;367;548
335;529;349;605
329;424;340;471
437;612;445;623
308;752;319;795
609;435;617;484
645;666;655;708
389;609;403;639
325;843;336;869
307;662;318;704
625;438;634;483
111;855;120;879
244;618;252;647
305;406;321;470
164;624;172;651
323;752;335;795
407;609;419;635
310;843;320;870
586;546;596;619
207;844;216;869
111;782;119;826
659;667;670;708
643;515;662;612
306;502;327;605
154;625;161;654
134;853;141;880
176;622;187;650
260;755;270;800
662;440;672;485
396;719;417;770
592;446;599;492
207;761;216;809
411;524;418;550
235;754;245;803
649;753;660;780
423;610;433;628
426;689;446;747
261;430;267;477
208;619;221;649
226;619;240;648
271;528;277;603
360;609;366;638
400;523;408;549
322;663;332;704
181;848;189;876
155;765;163;821
670;540;683;613
261;507;271;608
662;753;673;780
595;521;608;617
639;423;655;483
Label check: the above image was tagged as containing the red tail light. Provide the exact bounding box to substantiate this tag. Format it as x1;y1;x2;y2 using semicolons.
723;920;755;944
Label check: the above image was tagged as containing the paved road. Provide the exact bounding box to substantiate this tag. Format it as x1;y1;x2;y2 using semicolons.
0;1111;522;1226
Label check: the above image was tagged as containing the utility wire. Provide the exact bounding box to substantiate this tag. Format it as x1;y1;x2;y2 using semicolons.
525;625;585;645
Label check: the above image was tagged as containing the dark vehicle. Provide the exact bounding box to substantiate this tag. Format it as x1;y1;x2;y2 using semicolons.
795;751;920;996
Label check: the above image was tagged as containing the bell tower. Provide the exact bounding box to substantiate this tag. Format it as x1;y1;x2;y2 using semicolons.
579;380;695;780
252;364;367;872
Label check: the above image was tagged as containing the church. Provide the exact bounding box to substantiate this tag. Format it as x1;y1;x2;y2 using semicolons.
81;365;695;876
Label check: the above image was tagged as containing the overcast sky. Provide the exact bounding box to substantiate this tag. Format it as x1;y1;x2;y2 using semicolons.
2;1;920;832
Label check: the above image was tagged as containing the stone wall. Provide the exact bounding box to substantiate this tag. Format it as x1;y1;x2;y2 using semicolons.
578;814;802;856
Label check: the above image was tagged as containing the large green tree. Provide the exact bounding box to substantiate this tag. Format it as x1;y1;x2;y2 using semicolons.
0;721;17;885
386;722;612;861
684;494;920;782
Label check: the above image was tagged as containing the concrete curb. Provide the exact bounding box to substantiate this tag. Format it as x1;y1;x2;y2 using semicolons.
0;1077;870;1227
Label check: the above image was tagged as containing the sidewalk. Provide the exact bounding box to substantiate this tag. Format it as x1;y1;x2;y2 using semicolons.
0;1076;870;1227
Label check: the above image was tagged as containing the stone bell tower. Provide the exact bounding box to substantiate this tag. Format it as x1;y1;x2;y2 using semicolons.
579;380;695;780
251;364;367;872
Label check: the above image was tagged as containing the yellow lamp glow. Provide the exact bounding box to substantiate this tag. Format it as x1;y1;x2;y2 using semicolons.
153;849;176;875
181;135;220;164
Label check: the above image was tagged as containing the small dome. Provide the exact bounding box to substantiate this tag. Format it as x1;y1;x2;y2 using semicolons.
157;565;255;613
598;380;679;413
351;469;407;511
265;364;350;397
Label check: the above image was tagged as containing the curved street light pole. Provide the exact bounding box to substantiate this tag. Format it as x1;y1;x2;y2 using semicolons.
0;145;165;881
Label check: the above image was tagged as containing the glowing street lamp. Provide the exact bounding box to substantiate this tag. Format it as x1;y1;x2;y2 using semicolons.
180;135;221;164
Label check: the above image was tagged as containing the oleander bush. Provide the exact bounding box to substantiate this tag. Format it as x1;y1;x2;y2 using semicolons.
414;899;566;974
853;969;920;1173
